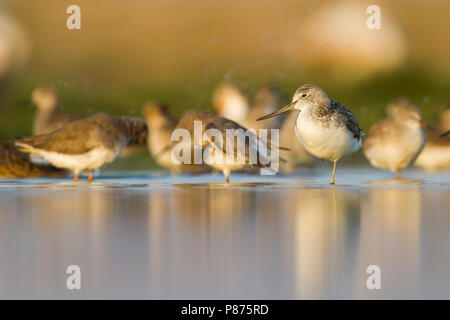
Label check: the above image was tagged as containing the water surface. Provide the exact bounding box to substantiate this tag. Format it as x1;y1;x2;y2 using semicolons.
0;168;449;299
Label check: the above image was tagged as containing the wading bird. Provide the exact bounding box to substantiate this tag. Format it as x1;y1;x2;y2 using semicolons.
257;84;363;184
170;111;285;183
15;113;148;182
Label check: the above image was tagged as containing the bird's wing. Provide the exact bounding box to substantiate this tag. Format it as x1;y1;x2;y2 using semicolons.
15;119;102;155
331;101;362;139
204;117;285;166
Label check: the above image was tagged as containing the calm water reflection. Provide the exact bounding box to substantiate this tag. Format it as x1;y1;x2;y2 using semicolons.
0;169;449;299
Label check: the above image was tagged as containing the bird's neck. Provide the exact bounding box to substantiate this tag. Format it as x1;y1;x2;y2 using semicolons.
303;98;330;120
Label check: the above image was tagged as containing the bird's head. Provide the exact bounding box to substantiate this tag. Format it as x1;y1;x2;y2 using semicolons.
142;102;170;128
123;117;148;145
257;84;329;121
31;86;59;111
212;83;249;123
386;98;424;127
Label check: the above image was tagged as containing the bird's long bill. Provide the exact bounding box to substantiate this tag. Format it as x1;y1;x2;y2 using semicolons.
256;102;295;121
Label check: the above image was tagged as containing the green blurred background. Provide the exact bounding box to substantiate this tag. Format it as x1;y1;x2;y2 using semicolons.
1;0;449;168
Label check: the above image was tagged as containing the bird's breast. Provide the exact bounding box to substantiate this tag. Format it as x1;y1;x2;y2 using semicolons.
295;113;360;161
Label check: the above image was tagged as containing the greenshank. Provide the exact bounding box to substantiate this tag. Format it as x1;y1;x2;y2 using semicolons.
257;84;362;184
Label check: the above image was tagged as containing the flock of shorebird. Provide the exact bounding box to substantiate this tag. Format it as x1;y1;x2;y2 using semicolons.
1;83;449;184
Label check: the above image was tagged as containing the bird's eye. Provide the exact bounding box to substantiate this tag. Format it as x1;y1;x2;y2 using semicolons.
301;93;307;98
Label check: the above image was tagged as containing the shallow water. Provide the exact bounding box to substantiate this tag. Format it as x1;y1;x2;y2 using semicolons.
0;168;449;299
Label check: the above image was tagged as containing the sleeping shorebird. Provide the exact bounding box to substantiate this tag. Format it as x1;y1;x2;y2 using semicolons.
170;111;284;183
15;113;148;182
31;86;81;135
257;84;363;184
363;99;426;179
213;83;249;125
0;142;68;178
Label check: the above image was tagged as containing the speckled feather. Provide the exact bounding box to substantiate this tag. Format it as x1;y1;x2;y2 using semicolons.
313;100;362;140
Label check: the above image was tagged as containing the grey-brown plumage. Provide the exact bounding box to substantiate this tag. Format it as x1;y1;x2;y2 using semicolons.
312;99;363;140
31;86;81;135
171;111;284;182
0;142;68;178
257;84;362;184
15;113;148;181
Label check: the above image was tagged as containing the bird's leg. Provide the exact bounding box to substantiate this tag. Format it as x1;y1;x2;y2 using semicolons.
396;170;402;180
223;169;230;183
330;160;337;185
88;172;93;183
74;174;78;182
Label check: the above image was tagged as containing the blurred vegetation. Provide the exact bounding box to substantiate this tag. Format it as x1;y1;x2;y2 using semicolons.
1;0;450;169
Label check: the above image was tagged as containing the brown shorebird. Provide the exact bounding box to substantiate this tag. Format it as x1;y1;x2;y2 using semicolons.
170;111;284;183
15;113;148;182
0;142;68;178
257;84;362;184
31;86;81;135
363;98;426;179
212;83;249;124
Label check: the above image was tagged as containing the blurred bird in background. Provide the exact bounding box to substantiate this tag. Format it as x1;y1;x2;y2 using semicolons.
0;11;29;85
363;98;426;179
31;86;81;135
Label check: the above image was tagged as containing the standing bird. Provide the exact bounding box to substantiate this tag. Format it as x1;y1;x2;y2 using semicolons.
31;86;81;135
170;111;284;183
0;142;67;178
363;99;426;179
257;84;363;184
15;113;148;182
